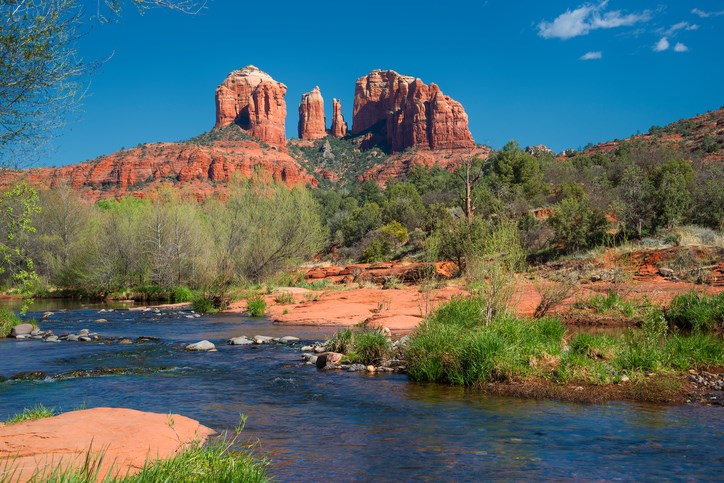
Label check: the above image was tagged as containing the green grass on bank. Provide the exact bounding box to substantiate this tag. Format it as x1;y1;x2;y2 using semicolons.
4;404;56;425
406;296;724;386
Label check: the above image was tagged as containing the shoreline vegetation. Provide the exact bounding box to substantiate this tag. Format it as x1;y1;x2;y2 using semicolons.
0;408;268;483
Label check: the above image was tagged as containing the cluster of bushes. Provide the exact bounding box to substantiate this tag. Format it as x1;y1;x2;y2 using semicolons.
405;295;723;386
0;178;325;305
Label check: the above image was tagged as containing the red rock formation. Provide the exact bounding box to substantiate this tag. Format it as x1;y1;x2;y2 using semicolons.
5;132;316;202
298;86;327;140
330;98;348;138
214;65;287;147
351;69;474;152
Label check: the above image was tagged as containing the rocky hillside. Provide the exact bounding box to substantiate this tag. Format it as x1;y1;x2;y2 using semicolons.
578;107;724;161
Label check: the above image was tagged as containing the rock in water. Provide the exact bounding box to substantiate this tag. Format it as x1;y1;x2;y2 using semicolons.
330;98;348;138
298;86;326;140
214;65;288;147
228;336;253;345
10;324;34;337
351;69;474;152
185;340;216;351
278;336;300;344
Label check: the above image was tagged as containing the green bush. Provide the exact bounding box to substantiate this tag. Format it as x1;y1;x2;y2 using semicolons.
192;296;218;314
172;286;194;303
665;291;724;332
353;331;392;365
246;295;267;317
0;308;22;337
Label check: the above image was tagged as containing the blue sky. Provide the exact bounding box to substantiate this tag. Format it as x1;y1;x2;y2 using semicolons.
44;0;724;167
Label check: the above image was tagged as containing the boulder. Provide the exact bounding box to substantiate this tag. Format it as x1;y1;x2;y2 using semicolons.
315;352;343;369
278;336;300;344
44;335;59;342
10;324;34;337
253;335;274;344
185;340;216;351
298;86;326;140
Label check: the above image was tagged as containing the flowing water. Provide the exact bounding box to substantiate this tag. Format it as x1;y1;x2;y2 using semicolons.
1;304;722;481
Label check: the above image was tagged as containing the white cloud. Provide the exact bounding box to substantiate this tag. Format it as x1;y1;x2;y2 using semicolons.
664;21;699;35
654;37;670;52
692;8;724;18
673;42;689;52
580;51;603;60
538;1;651;39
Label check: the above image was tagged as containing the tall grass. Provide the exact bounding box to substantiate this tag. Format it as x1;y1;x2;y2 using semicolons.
406;295;724;386
353;331;392;365
326;328;355;354
0;309;22;338
246;295;267;317
665;291;724;332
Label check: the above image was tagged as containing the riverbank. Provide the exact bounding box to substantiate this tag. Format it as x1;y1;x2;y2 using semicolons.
0;408;216;481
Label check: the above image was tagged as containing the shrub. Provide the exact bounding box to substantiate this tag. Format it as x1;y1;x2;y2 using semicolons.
246;295;267;317
353;330;392;365
0;309;22;337
171;286;194;303
326;328;355;354
273;291;295;305
192;296;217;314
5;404;56;424
665;291;724;332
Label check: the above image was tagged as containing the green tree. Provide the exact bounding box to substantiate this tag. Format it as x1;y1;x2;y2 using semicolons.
549;184;606;252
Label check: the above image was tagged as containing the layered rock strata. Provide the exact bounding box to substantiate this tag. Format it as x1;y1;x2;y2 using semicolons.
298;86;327;140
330;98;348;138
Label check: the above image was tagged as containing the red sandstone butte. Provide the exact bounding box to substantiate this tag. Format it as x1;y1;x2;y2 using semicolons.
214;65;287;147
298;86;327;140
351;69;474;152
330;98;348;138
0;408;215;482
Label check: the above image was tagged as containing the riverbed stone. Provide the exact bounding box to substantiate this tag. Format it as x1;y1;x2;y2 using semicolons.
94;319;108;323
278;336;300;344
348;364;366;372
229;336;253;345
118;339;133;344
30;329;42;336
315;352;343;369
44;335;59;342
10;324;34;337
66;334;79;341
253;335;274;344
186;340;216;351
78;329;90;336
366;365;376;373
40;312;53;320
300;345;313;352
79;336;92;342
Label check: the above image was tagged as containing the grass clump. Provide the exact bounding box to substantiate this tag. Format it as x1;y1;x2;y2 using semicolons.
246;295;267;317
171;286;195;303
0;309;22;338
665;291;724;332
273;291;295;305
407;296;566;385
353;331;392;365
574;291;639;317
326;328;355;354
192;295;218;314
5;404;56;424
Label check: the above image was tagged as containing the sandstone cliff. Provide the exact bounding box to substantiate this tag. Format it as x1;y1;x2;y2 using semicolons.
298;86;327;140
351;69;474;152
331;99;348;138
214;65;287;147
9;128;315;202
